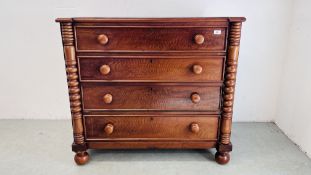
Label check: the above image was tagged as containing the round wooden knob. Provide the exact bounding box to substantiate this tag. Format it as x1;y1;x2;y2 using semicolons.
192;65;203;74
194;34;205;45
191;93;200;103
190;123;200;133
99;64;110;75
97;34;109;45
103;94;113;104
104;123;114;135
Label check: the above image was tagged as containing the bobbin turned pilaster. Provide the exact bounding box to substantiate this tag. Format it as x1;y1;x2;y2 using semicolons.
58;20;89;165
216;21;244;165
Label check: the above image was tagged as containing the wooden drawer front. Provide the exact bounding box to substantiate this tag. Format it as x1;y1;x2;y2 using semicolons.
82;84;220;111
79;56;224;82
75;27;226;52
85;115;219;141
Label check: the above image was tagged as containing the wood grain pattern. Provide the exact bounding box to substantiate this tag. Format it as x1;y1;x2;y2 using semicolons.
103;93;113;104
192;64;203;74
194;34;205;45
99;64;110;75
220;22;242;145
56;17;246;165
87;141;217;149
81;83;221;111
97;34;109;45
84;115;219;141
78;56;224;82
61;23;74;46
75;27;226;52
190;123;200;133
82;110;221;116
191;93;201;103
74;152;89;165
104;123;114;135
60;23;85;146
56;17;246;23
216;21;244;165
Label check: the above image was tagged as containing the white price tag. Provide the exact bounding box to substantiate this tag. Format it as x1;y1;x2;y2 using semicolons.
213;30;222;35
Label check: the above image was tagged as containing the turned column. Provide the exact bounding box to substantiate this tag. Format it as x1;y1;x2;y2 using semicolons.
216;21;244;165
58;19;89;165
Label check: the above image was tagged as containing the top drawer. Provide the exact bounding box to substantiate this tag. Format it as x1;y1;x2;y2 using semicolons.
75;27;227;52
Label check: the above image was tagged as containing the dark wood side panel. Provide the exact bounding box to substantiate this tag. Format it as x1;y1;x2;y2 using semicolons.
84;115;219;141
81;83;221;111
78;56;224;82
75;27;226;52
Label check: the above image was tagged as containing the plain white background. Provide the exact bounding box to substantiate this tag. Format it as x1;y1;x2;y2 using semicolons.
0;0;310;156
275;0;311;158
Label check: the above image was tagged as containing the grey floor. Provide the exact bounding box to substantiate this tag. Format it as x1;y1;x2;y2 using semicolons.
0;121;310;175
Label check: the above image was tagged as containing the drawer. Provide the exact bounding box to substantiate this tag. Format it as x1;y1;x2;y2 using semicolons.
75;27;226;52
78;56;224;82
84;115;219;141
81;83;221;111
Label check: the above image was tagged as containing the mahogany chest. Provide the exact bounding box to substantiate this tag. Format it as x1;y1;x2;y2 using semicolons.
56;17;246;165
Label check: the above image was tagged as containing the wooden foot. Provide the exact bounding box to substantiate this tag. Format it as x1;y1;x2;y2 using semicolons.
215;152;230;165
74;151;89;165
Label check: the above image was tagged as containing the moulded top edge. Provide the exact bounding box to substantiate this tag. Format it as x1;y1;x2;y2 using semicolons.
55;17;246;23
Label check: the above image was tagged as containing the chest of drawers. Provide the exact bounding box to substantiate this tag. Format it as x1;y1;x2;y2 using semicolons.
56;17;245;165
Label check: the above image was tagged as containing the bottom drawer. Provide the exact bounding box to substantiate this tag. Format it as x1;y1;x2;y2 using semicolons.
84;115;219;141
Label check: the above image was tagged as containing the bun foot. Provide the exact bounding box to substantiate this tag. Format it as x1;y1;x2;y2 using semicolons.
74;151;89;165
215;152;230;165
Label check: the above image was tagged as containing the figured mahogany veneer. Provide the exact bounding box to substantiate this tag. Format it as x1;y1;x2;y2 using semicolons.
78;56;224;82
85;115;218;141
81;84;220;111
56;17;245;165
75;27;227;52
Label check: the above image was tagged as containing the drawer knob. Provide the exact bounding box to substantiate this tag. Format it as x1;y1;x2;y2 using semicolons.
191;93;200;103
194;34;205;45
190;123;200;133
192;65;203;74
97;34;109;45
104;123;114;135
103;94;113;104
99;64;111;75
